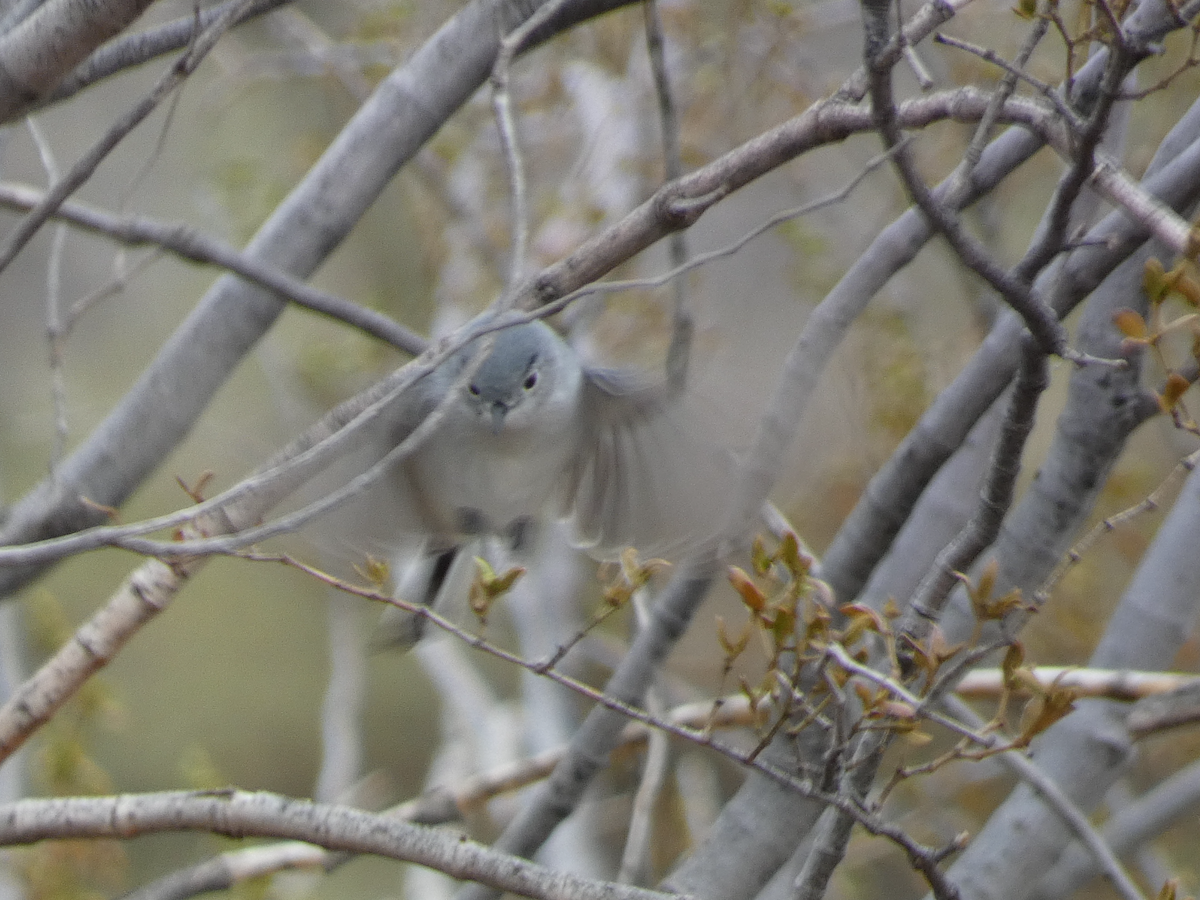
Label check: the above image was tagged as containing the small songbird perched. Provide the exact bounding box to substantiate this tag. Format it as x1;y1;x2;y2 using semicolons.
367;314;730;645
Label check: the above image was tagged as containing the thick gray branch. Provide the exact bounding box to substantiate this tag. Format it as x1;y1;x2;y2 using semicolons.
42;0;291;106
0;790;683;900
939;462;1200;900
0;0;155;120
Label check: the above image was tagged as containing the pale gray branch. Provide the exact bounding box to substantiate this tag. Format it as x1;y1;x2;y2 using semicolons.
0;790;685;900
42;0;292;106
0;0;156;120
1031;759;1200;900
0;0;260;276
0;181;426;353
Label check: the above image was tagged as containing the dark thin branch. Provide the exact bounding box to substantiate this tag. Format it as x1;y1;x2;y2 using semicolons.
0;182;426;354
958;16;1056;175
862;0;1068;359
1012;39;1134;283
901;340;1049;651
934;30;1079;131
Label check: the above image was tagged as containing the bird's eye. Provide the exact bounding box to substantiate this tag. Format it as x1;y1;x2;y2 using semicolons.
523;372;538;390
468;383;481;396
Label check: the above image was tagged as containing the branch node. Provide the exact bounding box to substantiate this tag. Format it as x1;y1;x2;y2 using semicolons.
657;186;728;228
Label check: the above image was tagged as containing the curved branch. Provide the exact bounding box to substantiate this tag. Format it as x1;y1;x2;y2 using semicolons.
0;182;426;354
0;790;680;900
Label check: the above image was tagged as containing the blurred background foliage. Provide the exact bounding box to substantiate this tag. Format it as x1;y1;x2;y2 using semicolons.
0;0;1197;897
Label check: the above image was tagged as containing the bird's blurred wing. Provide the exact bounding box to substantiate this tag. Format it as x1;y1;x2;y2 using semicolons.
297;367;450;577
563;365;734;559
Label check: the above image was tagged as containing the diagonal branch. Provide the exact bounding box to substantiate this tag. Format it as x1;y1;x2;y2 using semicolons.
0;0;261;278
41;0;292;106
862;0;1068;358
0;182;426;354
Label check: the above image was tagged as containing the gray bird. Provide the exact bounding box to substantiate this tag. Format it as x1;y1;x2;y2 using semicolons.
361;315;729;645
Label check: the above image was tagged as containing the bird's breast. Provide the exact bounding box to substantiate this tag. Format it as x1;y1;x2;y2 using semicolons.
408;411;580;535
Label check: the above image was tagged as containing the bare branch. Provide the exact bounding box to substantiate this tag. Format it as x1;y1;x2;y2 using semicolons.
1013;34;1132;285
42;0;292;106
26;117;70;474
956;668;1199;700
942;696;1147;900
0;0;260;278
0;0;157;120
934;29;1080;130
0;181;427;354
617;689;670;886
1088;157;1200;256
863;2;1067;358
900;342;1049;652
490;1;573;290
0;542;207;762
0;790;685;900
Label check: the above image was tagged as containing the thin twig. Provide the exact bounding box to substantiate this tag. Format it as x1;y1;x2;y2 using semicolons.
25;117;69;475
1036;449;1200;603
0;181;426;354
1011;31;1134;284
490;0;573;291
961;14;1053;181
823;644;990;746
644;0;692;389
67;247;163;323
942;696;1147;900
863;7;1069;359
935;30;1081;132
42;0;292;106
0;0;261;279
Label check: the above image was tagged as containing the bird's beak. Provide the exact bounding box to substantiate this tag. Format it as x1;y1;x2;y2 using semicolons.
490;404;507;434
